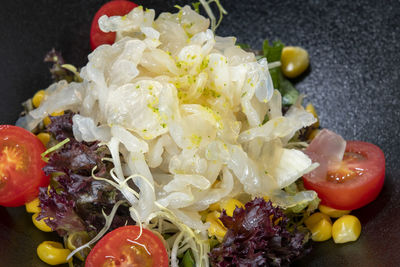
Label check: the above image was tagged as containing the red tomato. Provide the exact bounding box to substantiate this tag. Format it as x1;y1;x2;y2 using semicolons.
90;0;138;50
85;225;169;267
0;125;49;207
303;141;385;210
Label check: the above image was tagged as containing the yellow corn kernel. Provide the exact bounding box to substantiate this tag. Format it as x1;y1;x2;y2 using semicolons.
37;132;51;146
305;103;320;128
305;212;332;242
67;231;90;261
32;213;53;232
273;215;283;225
281;46;310;78
206;211;227;240
43;110;65;127
319;204;351;218
32;90;46;108
37;241;71;266
305;212;331;228
199;209;209;221
263;196;269;202
220;198;244;217
332;215;361;243
26;198;41;213
308;129;320;140
51;110;65;117
208;202;221;211
43;117;51;127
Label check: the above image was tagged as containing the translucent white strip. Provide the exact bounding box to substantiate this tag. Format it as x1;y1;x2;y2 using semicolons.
66;200;125;261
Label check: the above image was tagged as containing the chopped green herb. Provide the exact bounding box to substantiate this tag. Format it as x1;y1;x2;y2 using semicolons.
192;2;201;13
262;113;269;124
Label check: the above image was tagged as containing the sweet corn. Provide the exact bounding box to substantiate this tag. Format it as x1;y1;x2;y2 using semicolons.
43;110;65;127
305;103;320;128
305;212;332;242
319;204;351;218
280;46;309;78
199;209;209;221
67;231;90;261
332;215;361;243
51;110;65;117
208;202;221;211
220;198;244;217
32;90;46;108
37;132;51;146
43;117;51;127
37;241;71;265
32;213;53;232
26;198;41;213
308;129;320;140
206;211;227;240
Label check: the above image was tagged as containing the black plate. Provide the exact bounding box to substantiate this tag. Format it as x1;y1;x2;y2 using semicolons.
0;0;399;266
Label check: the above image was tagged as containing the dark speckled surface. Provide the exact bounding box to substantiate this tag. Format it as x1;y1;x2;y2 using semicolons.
0;0;399;266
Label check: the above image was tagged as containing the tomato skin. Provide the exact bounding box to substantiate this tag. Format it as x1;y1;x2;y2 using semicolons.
90;0;138;50
303;141;385;210
0;125;49;207
85;225;169;267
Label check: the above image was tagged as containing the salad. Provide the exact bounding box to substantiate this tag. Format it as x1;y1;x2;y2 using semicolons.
0;1;385;266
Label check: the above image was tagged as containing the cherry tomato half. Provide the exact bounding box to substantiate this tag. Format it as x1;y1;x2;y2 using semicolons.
85;225;169;267
303;141;385;210
90;0;138;50
0;125;49;207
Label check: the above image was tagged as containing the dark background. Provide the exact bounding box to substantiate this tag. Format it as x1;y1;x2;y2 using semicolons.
0;0;399;266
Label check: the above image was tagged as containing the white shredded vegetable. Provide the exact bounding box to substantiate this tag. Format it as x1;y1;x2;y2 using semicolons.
66;200;126;261
17;5;319;266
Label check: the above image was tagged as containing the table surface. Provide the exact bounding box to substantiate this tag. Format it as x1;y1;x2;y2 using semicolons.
0;0;399;266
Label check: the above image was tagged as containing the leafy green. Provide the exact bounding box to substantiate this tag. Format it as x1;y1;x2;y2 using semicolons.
262;40;300;106
262;40;284;63
180;249;195;267
237;43;250;50
269;67;280;90
209;236;220;250
280;75;300;106
38;113;134;236
283;181;320;232
284;181;320;214
178;238;219;266
210;198;311;266
44;49;82;83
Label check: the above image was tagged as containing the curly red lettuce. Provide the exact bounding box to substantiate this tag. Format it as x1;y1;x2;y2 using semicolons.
44;49;81;83
209;197;311;267
37;112;133;236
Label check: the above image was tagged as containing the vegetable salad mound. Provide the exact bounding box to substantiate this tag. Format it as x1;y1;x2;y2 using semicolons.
18;4;321;266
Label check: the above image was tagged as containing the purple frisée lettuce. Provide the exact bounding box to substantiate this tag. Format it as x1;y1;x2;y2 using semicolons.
210;197;310;267
37;113;133;236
